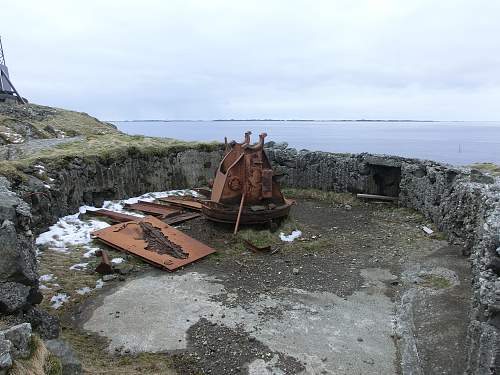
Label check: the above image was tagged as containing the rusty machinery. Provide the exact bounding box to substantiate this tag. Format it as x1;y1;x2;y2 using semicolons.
202;131;294;233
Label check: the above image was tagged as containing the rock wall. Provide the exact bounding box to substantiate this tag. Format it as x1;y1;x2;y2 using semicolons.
20;148;223;231
1;142;499;374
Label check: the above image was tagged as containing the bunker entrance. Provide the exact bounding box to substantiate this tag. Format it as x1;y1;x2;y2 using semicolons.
367;164;401;197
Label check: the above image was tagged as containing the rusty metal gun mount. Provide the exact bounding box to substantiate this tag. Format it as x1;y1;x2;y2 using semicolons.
202;131;293;233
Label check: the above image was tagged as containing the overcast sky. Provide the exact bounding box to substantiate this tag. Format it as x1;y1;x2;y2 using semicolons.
2;0;500;120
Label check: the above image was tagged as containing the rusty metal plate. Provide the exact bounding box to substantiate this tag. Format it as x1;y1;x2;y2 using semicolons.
94;250;113;274
90;209;140;223
91;216;215;271
261;169;273;198
158;197;203;211
125;201;181;217
164;212;201;225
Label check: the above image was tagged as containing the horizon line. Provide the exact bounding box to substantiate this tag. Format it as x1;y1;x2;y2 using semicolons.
107;118;498;123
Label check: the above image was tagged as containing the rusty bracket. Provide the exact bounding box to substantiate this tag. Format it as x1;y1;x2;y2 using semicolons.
242;239;272;253
94;250;113;275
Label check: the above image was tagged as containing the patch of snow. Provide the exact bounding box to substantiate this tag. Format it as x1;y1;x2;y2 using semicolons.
36;213;110;249
83;247;99;258
279;230;302;242
34;164;46;170
111;257;124;265
43;184;51;189
95;279;105;289
47;247;70;254
422;226;434;235
69;263;88;271
39;274;54;282
76;287;92;295
39;284;50;290
50;293;69;309
35;189;199;260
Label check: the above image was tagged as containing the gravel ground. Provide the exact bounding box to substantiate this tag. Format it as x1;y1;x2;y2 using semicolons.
65;197;471;375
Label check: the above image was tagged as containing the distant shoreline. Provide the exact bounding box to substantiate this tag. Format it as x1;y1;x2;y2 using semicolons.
110;119;465;123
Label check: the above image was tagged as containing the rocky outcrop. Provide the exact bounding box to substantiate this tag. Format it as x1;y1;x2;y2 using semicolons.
0;323;32;374
0;177;40;314
19;148;223;231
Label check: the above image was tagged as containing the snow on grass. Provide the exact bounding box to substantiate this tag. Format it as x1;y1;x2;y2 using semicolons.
39;274;54;282
95;279;105;289
47;247;70;254
279;230;302;242
50;293;69;309
1;131;24;144
83;247;99;258
69;263;88;271
36;212;110;249
76;287;92;295
111;257;124;265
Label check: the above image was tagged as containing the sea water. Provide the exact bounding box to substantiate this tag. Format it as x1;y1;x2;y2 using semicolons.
113;120;500;166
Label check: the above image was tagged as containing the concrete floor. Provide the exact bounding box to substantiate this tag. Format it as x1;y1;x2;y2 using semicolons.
83;268;397;374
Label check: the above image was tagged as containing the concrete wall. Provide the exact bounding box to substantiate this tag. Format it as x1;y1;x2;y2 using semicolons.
1;143;499;373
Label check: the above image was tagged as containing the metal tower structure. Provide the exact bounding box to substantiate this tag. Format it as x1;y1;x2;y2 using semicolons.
0;36;26;104
0;37;5;65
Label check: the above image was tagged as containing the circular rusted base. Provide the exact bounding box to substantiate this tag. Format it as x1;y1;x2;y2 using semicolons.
201;201;292;225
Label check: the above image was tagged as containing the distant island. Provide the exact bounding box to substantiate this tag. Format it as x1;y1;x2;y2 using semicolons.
112;118;444;123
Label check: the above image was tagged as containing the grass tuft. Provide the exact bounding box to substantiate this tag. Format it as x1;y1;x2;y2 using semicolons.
8;335;61;375
468;163;500;176
421;275;452;289
282;188;361;207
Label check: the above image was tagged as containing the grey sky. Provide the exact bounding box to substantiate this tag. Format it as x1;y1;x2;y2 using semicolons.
2;0;500;120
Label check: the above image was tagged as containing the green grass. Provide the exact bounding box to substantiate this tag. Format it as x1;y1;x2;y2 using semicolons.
0;133;222;181
421;274;452;289
468;163;500;176
62;329;177;374
8;335;61;375
282;188;361;207
1;103;119;142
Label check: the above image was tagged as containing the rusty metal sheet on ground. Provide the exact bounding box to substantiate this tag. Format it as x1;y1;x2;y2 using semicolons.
125;201;181;217
158;197;203;211
164;212;201;225
89;209;139;223
91;216;215;271
242;239;271;253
